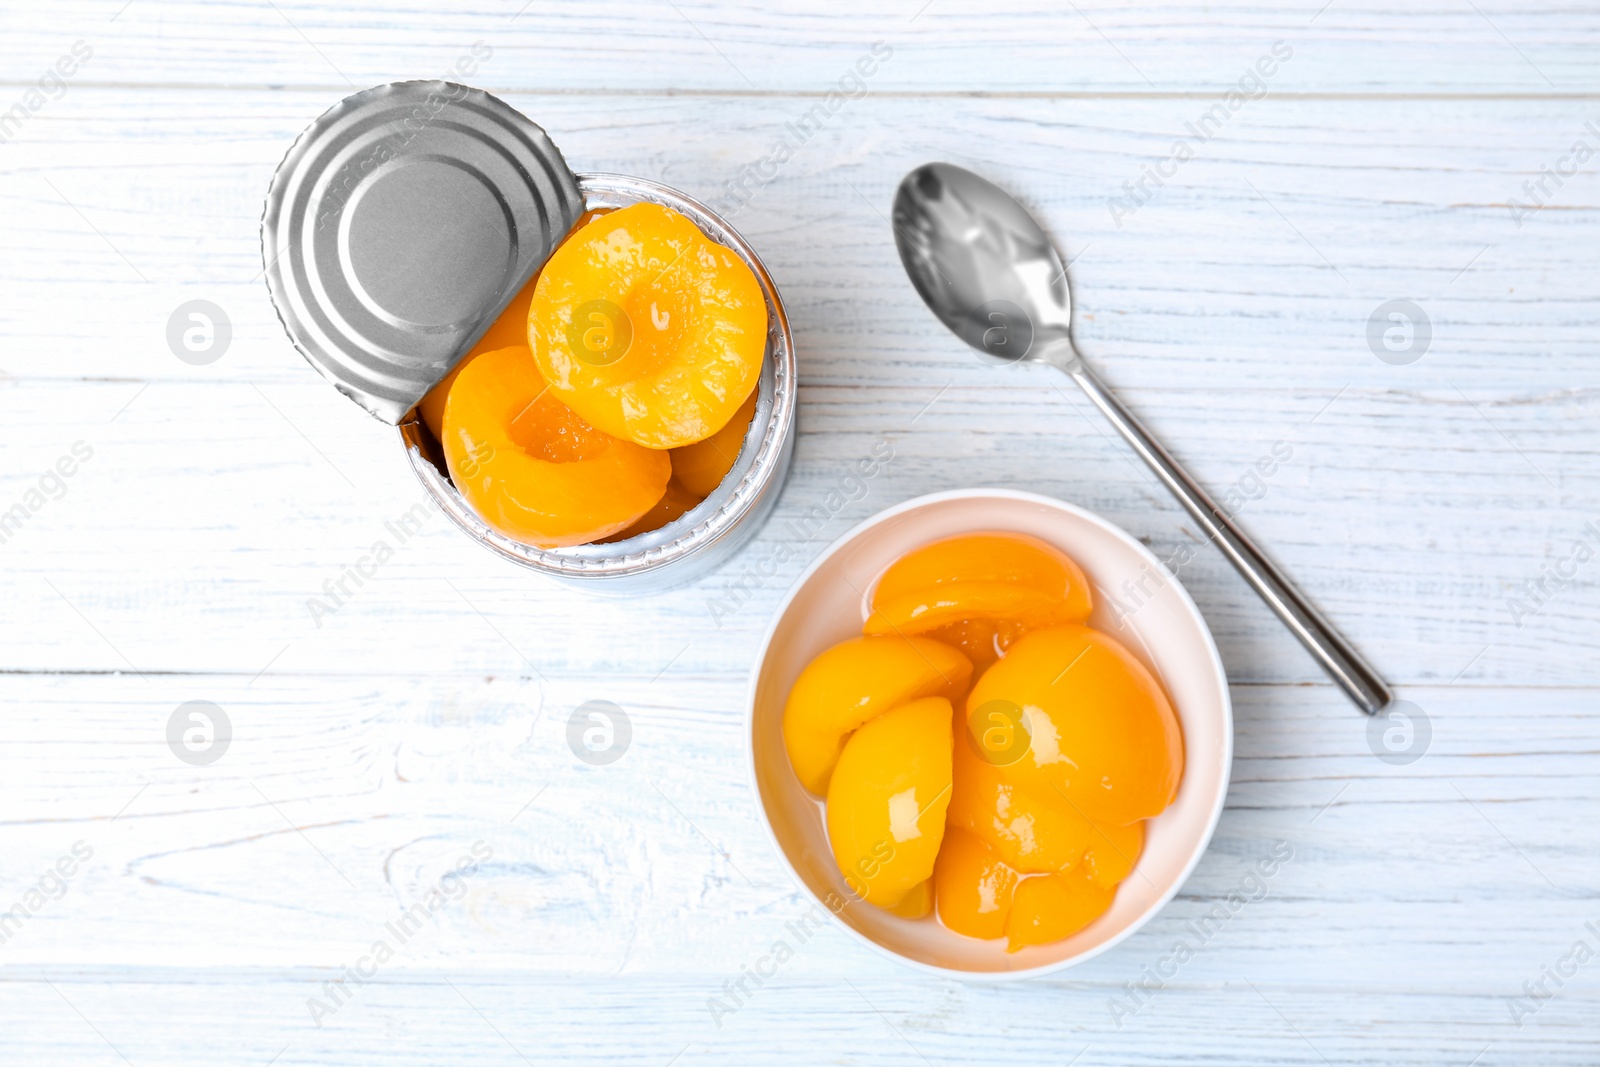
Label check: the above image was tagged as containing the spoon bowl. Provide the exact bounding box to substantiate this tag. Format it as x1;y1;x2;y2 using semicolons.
892;163;1074;365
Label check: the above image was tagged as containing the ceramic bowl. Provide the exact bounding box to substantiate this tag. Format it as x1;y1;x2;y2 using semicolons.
747;488;1232;977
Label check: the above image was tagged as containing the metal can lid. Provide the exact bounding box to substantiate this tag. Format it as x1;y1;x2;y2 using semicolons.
262;81;582;424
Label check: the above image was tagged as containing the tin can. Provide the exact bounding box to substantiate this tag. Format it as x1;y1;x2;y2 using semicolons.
263;83;795;593
400;173;796;593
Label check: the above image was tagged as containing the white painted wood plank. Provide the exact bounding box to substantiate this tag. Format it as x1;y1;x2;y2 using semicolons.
2;0;1597;94
2;969;1596;1066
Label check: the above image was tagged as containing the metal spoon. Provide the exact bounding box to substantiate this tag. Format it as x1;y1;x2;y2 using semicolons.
891;162;1392;715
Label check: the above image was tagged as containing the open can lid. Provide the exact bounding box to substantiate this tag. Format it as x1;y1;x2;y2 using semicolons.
262;81;582;424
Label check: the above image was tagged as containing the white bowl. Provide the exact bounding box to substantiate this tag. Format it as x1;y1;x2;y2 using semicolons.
746;488;1233;978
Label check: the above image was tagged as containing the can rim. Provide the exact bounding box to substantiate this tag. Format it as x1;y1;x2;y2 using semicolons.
400;173;797;582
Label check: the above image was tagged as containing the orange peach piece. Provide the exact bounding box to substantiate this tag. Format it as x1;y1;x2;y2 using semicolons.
933;826;1020;941
826;696;954;909
1005;865;1116;952
671;387;758;497
923;617;1026;677
528;202;767;449
886;879;934;919
598;479;701;543
440;345;669;547
782;635;972;796
966;625;1183;825
863;533;1093;636
948;722;1094;874
1083;819;1145;889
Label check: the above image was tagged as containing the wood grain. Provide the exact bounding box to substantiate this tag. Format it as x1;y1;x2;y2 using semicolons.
0;680;1596;1063
3;1;1599;94
1;1;1597;1063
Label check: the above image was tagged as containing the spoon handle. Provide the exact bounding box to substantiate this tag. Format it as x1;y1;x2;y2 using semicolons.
1057;355;1393;715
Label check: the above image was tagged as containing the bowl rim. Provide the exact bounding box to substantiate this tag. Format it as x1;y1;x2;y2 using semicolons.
744;486;1234;981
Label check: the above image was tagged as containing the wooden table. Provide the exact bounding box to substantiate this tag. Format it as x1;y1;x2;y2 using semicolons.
2;3;1596;1063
